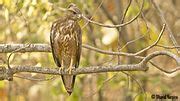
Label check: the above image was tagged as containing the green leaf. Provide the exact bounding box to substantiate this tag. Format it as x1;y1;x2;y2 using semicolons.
0;81;5;88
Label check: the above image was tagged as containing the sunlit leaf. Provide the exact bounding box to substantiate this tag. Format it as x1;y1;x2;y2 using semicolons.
27;6;35;16
4;8;9;22
16;0;24;11
2;0;11;8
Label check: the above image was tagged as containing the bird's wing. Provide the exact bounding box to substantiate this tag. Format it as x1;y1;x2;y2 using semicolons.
50;22;61;67
75;23;82;68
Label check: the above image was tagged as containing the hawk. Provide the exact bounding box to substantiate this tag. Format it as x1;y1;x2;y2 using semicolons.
50;3;82;95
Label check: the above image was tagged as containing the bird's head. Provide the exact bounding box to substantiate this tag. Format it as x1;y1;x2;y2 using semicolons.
67;3;82;21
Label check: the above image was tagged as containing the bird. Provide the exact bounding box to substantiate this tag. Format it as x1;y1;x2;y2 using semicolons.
50;3;82;95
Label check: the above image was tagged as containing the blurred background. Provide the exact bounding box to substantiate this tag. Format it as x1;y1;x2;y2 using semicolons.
0;0;179;101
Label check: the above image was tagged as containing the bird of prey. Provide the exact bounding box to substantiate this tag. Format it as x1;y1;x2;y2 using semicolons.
50;3;82;95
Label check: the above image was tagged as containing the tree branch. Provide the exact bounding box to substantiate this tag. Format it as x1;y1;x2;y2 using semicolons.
0;64;143;81
0;43;141;58
82;0;144;28
0;51;179;81
0;44;51;53
0;24;172;59
151;0;179;53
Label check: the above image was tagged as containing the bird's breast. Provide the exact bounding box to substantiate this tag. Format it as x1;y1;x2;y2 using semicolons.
55;20;78;56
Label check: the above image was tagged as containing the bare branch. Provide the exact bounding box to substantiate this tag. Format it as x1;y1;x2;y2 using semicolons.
7;44;31;69
1;43;179;61
120;0;132;24
0;44;51;53
122;71;147;101
120;34;146;51
140;51;180;67
150;62;180;74
151;0;179;52
0;64;143;81
0;44;141;58
14;75;56;81
82;44;139;57
82;0;105;29
156;44;180;49
100;2;117;25
0;51;179;81
82;0;144;28
0;24;168;59
134;24;166;55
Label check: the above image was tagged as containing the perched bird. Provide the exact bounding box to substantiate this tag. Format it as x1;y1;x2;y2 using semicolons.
50;3;82;95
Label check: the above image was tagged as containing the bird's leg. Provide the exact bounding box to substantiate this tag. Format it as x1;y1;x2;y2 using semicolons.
67;58;73;74
59;60;64;74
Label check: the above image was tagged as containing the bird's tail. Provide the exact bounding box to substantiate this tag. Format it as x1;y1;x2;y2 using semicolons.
61;75;76;95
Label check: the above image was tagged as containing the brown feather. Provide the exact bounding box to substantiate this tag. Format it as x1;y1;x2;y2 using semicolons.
50;6;82;95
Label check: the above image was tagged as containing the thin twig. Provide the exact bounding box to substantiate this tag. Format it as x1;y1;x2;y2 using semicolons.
122;71;147;101
83;44;139;57
82;0;144;28
117;1;133;99
7;44;31;69
84;24;166;56
151;0;179;53
82;0;105;29
140;51;180;67
117;0;132;63
120;34;146;51
85;73;118;97
0;24;166;58
120;0;132;24
100;2;117;25
135;0;149;31
150;61;180;74
14;75;56;81
156;44;180;49
134;24;166;55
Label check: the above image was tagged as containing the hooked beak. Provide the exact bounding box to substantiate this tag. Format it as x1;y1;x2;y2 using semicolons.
67;7;76;13
77;14;82;19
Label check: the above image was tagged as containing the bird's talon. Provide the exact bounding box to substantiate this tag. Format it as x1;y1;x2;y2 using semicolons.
58;67;64;74
58;68;61;74
72;66;75;70
69;69;72;74
66;68;72;74
61;67;65;71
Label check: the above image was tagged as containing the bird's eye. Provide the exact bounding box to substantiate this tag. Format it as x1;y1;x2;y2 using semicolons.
73;11;77;14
